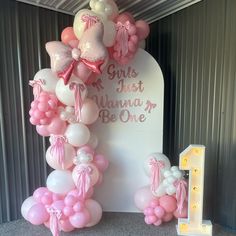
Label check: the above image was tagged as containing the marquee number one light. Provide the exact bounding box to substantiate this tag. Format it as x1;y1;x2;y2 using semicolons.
177;145;212;235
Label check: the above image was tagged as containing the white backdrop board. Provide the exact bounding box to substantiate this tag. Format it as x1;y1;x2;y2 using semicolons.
88;49;164;212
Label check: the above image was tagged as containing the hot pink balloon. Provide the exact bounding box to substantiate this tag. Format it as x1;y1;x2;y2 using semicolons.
61;27;78;45
134;186;156;211
135;20;150;40
27;203;49;225
69;209;90;228
159;195;177;213
93;154;109;172
85;199;102;227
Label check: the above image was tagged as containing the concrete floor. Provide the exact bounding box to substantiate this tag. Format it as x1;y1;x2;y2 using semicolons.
0;213;235;236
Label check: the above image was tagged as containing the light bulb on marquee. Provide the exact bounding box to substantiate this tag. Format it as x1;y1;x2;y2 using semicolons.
176;145;212;236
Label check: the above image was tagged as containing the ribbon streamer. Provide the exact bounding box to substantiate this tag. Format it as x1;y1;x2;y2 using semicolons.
29;79;45;99
149;158;165;192
116;21;131;57
76;165;93;200
174;179;188;214
50;135;67;169
47;207;62;236
69;82;86;122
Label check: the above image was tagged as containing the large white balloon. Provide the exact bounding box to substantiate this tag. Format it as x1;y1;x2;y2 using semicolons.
143;153;171;177
46;170;75;195
34;68;58;93
55;76;87;106
21;196;38;221
87;132;98;149
65;123;90;147
102;20;116;47
46;144;76;170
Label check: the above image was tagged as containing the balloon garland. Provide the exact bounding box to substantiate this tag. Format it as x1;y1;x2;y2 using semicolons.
21;0;150;235
134;153;188;226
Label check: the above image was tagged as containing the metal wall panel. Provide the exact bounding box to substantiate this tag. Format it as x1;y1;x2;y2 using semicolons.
0;0;73;223
147;0;236;229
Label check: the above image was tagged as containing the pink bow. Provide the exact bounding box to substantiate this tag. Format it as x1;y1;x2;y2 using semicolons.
174;179;188;214
116;21;132;57
47;207;62;236
69;82;86;122
50;135;67;169
76;165;93;200
29;79;45;99
81;14;100;30
149;158;165;192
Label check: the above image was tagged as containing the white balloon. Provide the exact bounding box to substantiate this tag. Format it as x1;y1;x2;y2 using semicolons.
55;76;87;106
153;183;166;197
143;153;171;177
166;185;176;195
65;123;90;147
34;68;58;93
87;132;98;149
21;196;38;221
46;170;75;195
102;20;116;47
46;144;76;170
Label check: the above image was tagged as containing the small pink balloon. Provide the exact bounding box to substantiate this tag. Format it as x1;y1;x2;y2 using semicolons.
51;200;65;211
93;154;109;172
69;209;90;228
135;20;150;40
31;101;38;109
30;117;39;125
36;124;50;136
52;193;64;201
73;201;84;212
41;195;53;205
80;98;99;125
144;216;152;225
61;27;77;45
27;203;49;225
154;219;163;226
149;199;159;208
159;195;177;213
63;206;74;217
38;102;49;112
143;207;154;216
134;186;156;211
162;212;174;222
64;195;77;207
34;110;44;119
47;117;67;135
33;187;48;202
60;219;75;232
154;206;165;218
85;199;102;227
116;12;135;24
148;215;158;224
130;35;139;44
40;118;50;125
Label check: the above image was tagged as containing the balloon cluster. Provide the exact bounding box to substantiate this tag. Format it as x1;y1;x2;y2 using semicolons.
134;153;188;226
22;1;150;235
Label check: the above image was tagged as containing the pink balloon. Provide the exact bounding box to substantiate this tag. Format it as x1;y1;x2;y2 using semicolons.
162;212;174;222
85;199;102;227
116;12;135;24
63;206;74;217
36;124;50;136
143;207;154;216
154;219;162;226
47;117;67;135
33;187;48;202
135;20;150;40
148;215;158;224
60;219;75;232
64;195;77;207
154;206;165;218
144;216;152;225
27;203;49;225
159;195;177;213
73;201;84;212
69;209;90;228
134;186;156;211
80;98;99;125
51;200;65;211
73;62;92;83
149;199;159;208
41;194;53;205
174;202;188;219
85;72;98;85
61;27;77;45
93;154;109;172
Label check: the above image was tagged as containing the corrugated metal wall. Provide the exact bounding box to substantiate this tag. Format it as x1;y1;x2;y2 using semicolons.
0;0;73;223
147;0;236;229
0;0;236;230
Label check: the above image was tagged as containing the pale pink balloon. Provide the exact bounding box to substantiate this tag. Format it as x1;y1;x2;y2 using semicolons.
116;12;135;24
154;206;165;218
73;201;84;212
135;20;150;40
93;154;109;172
69;209;90;228
154;219;162;226
41;194;53;205
148;215;158;224
134;186;156;211
33;187;48;202
27;203;49;225
21;196;38;220
73;62;92;83
149;199;159;208
46;143;75;170
63;206;74;217
143;207;154;216
80;98;99;125
60;219;75;232
85;199;102;227
47;117;67;135
36;124;50;136
64;195;77;207
159;195;177;213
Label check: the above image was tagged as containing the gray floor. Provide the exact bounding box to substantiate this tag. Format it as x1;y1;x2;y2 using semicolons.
0;213;235;236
